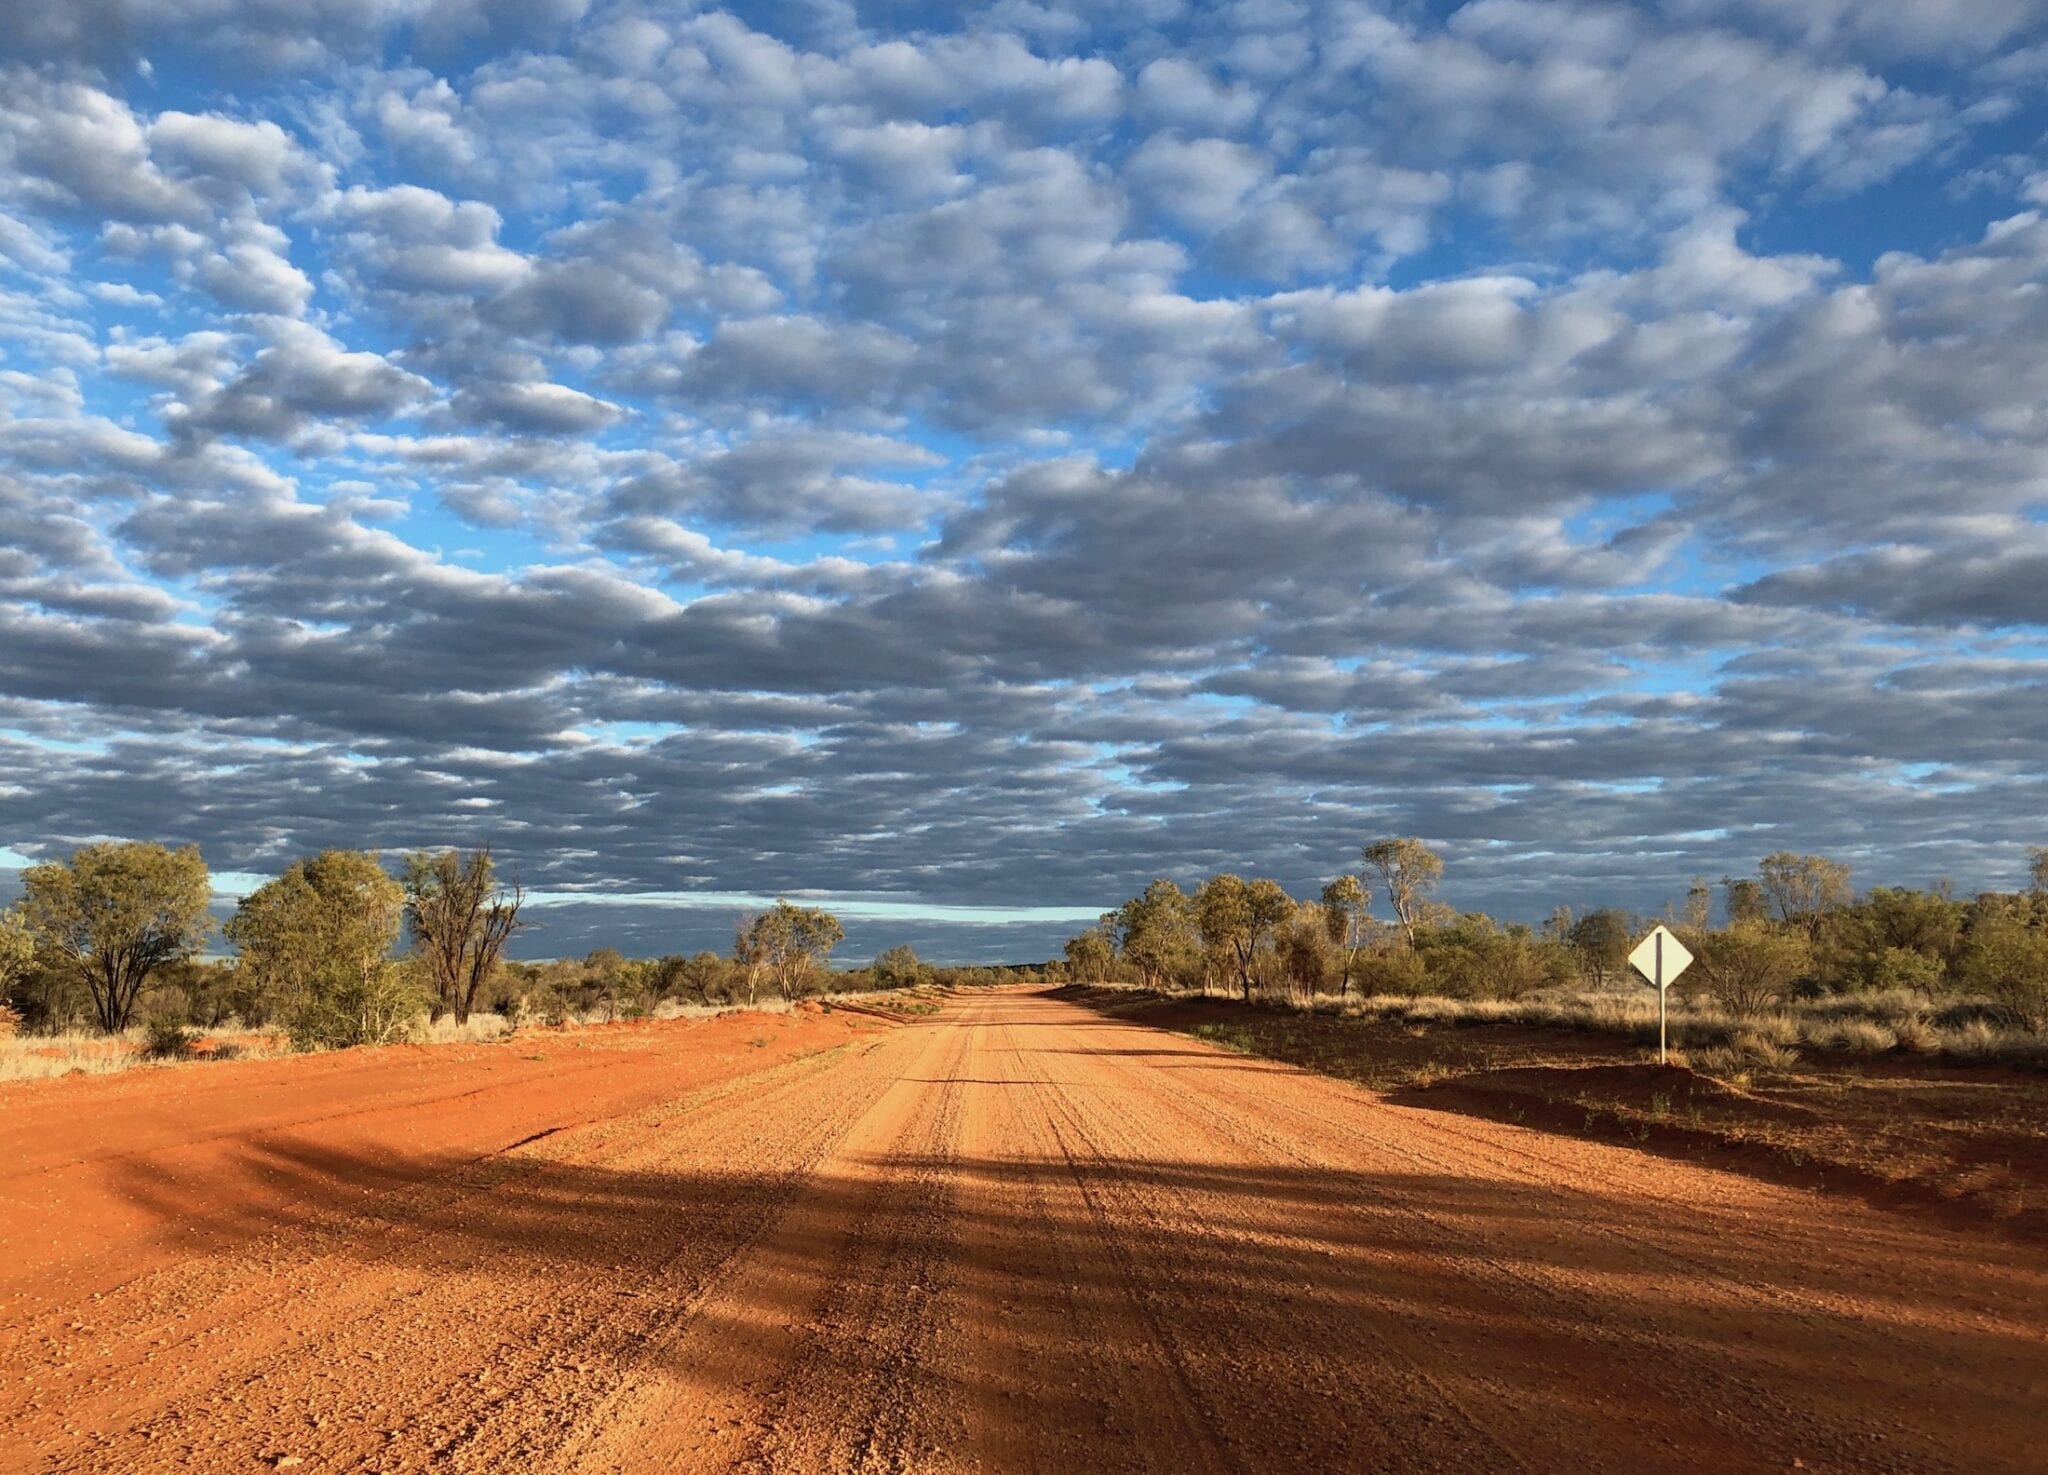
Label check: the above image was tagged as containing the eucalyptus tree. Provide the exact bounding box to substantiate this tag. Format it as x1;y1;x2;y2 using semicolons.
1062;922;1117;984
1361;837;1443;944
404;846;525;1024
1116;879;1197;991
228;850;411;1047
1564;909;1631;989
1318;874;1375;996
1756;852;1852;938
0;906;32;1001
871;944;929;989
736;900;844;1001
1721;876;1769;926
1195;874;1293;1001
19;842;212;1032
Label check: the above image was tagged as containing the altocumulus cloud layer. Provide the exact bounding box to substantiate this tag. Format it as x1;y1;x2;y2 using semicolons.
3;0;2048;958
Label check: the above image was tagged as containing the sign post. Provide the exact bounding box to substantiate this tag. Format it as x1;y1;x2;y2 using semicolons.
1628;924;1694;1065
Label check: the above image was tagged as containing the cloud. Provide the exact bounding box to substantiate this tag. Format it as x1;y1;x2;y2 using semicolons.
168;321;434;443
1125;134;1271;233
0;3;2045;950
1132;57;1260;131
450;378;624;434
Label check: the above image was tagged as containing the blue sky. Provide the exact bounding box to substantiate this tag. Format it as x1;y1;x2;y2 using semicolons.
2;0;2047;960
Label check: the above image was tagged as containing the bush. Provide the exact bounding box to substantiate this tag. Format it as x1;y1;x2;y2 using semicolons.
1692;924;1812;1016
1864;946;1946;994
286;963;424;1050
870;945;930;990
142;1016;197;1060
1353;948;1432;997
1956;918;2048;1032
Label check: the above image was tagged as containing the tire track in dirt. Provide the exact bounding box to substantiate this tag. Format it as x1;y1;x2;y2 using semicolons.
11;1036;913;1473
554;1004;973;1474
6;988;2045;1475
931;998;1240;1475
1020;1006;1663;1473
1117;1015;2044;1473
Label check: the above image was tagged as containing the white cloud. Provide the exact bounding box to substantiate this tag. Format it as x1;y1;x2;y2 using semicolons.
1;2;2045;930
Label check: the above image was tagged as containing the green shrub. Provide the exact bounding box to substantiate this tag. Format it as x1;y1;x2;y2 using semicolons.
1956;918;2048;1032
1353;948;1432;997
142;1016;196;1060
286;962;424;1050
1864;946;1946;993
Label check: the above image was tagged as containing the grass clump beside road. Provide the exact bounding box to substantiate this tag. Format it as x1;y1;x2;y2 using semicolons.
1316;987;2048;1072
0;1023;295;1082
0;996;829;1086
1079;984;2048;1239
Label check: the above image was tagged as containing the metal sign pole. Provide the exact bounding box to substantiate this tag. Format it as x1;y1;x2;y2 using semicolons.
1629;925;1692;1071
1656;929;1666;1065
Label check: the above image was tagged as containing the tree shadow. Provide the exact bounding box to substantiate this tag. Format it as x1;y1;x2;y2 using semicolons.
10;986;2048;1474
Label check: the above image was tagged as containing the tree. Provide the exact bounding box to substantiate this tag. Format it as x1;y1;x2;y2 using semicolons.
1319;875;1375;996
733;913;768;1004
1566;909;1631;989
1361;838;1443;944
403;847;525;1024
0;905;33;1000
737;900;844;1001
680;950;731;1004
871;944;928;989
1480;924;1565;1002
1692;923;1813;1017
1278;900;1334;1000
1194;874;1293;1001
20;842;212;1032
1721;877;1769;926
646;953;692;1002
1062;923;1116;983
1757;852;1852;937
228;850;413;1047
1957;916;2048;1032
1116;879;1196;991
1862;887;1963;960
1681;878;1712;932
2029;847;2048;899
0;905;33;1037
581;948;642;1021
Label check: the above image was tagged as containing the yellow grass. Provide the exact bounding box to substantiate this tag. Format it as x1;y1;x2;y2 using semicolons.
0;1026;292;1083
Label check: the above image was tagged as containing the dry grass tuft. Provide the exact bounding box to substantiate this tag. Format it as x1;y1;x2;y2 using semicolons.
1257;982;2047;1071
0;1025;292;1083
411;1013;515;1045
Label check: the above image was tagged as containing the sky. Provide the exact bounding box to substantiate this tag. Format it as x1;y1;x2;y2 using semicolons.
2;0;2047;962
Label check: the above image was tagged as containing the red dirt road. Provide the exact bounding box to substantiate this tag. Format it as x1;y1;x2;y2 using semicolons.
3;989;2043;1474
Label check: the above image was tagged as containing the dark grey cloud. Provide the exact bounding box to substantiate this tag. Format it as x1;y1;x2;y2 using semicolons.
1;3;2045;955
1733;535;2048;627
168;323;433;443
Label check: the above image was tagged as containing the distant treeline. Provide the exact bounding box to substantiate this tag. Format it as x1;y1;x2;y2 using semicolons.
0;841;1049;1047
1055;840;2048;1032
6;837;2044;1049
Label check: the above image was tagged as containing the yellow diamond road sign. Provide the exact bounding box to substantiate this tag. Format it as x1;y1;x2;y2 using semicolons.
1629;924;1693;991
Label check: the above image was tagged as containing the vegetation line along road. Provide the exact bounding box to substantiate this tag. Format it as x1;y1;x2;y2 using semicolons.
6;836;2044;1078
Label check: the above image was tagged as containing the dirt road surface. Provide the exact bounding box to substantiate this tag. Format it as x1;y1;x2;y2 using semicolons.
3;989;2043;1474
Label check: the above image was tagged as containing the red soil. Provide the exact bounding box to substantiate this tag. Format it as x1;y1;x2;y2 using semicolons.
1;989;2043;1473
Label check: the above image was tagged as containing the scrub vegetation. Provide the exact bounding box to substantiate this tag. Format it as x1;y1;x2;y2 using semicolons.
3;834;2043;1082
0;841;1047;1080
1057;840;2048;1070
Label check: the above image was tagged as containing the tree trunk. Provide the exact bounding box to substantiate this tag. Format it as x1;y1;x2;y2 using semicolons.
94;957;137;1033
